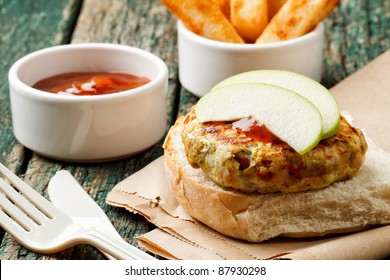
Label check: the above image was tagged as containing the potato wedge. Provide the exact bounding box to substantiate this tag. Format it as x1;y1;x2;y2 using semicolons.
267;0;287;19
161;0;244;43
211;0;231;18
230;0;268;43
256;0;340;43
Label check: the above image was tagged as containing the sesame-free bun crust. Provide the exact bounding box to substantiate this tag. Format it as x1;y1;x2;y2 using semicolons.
163;116;390;242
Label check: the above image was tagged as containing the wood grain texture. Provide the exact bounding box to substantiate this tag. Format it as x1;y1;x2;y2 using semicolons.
0;0;83;259
0;0;389;260
322;0;390;87
61;0;177;259
0;0;81;164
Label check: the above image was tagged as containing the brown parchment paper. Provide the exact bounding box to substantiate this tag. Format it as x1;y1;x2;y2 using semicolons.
106;50;390;260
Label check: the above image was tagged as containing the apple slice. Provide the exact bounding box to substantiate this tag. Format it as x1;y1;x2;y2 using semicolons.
212;70;340;139
196;83;323;154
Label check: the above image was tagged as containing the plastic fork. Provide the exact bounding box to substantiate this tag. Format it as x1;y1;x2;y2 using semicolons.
0;162;156;260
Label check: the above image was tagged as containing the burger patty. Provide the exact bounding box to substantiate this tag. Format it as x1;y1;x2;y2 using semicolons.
181;107;368;193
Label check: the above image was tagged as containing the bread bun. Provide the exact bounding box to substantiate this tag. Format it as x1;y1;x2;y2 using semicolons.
163;115;390;242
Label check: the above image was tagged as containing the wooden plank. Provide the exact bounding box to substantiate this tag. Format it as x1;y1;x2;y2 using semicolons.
63;0;178;259
0;0;83;259
0;0;82;166
321;0;390;88
58;0;177;259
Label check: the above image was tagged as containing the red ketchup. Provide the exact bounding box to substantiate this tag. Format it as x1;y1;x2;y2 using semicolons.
32;72;151;96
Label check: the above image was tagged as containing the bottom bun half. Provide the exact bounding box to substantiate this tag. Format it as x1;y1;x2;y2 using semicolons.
163;116;390;242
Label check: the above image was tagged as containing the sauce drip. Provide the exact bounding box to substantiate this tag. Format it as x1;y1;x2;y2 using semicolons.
232;117;284;144
32;72;151;96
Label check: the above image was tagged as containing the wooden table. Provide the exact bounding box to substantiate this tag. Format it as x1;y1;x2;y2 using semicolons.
0;0;389;260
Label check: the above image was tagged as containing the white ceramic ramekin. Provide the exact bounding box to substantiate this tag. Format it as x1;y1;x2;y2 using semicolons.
8;43;168;162
177;20;325;97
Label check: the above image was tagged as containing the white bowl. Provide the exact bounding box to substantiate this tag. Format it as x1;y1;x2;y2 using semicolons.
178;20;325;97
8;43;168;162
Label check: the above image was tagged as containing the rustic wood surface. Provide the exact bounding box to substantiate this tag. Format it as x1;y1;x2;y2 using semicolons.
0;0;389;260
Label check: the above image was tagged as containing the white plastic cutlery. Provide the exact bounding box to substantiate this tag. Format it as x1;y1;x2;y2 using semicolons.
0;163;156;260
48;171;122;238
48;170;142;260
